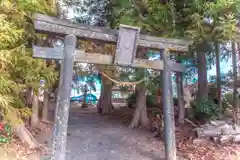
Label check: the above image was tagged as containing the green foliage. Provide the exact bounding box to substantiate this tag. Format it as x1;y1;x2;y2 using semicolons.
191;98;222;121
222;93;234;109
127;92;158;108
185;0;240;42
0;0;57;125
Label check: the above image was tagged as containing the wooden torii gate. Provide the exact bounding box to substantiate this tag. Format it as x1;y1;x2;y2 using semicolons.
32;13;192;160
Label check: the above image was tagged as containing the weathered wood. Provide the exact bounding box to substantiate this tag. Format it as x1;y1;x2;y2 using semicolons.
52;34;76;160
114;25;140;66
132;59;185;72
75;52;113;65
33;45;186;72
162;50;176;160
33;13;191;52
52;60;63;151
195;121;240;144
33;46;63;59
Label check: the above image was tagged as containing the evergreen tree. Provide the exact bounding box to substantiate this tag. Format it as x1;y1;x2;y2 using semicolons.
0;0;57;147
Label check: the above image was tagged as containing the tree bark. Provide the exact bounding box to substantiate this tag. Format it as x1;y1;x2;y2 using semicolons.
14;123;39;149
231;42;240;124
176;72;184;124
31;94;39;127
129;85;150;129
237;43;240;81
197;51;208;102
215;42;222;109
176;54;185;124
42;90;49;121
24;87;33;126
97;77;113;114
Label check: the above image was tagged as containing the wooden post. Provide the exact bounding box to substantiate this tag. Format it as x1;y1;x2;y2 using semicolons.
162;49;176;160
52;34;76;160
52;60;64;147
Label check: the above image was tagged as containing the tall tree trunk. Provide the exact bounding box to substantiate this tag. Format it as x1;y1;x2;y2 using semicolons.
42;90;49;121
31;94;39;127
129;85;150;129
176;55;185;124
176;72;184;124
231;42;240;124
237;42;240;76
215;42;222;109
197;52;208;102
24;87;33;126
97;77;113;114
16;87;40;148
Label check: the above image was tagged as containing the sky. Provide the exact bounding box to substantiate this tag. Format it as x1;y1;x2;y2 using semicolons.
208;59;232;78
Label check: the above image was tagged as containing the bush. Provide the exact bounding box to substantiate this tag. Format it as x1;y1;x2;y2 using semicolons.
222;93;233;109
127;92;158;108
191;98;222;121
127;91;179;108
127;93;136;108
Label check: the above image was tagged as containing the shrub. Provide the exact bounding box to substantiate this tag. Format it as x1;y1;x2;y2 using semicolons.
127;92;158;108
222;93;233;109
191;98;222;121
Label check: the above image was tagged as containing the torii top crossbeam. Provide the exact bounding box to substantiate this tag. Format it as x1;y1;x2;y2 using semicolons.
34;13;191;52
33;14;192;73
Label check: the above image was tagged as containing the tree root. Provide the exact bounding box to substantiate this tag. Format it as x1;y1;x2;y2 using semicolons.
14;123;40;149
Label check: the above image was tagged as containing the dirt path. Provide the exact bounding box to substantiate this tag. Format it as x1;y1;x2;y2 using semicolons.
66;110;166;160
40;106;167;160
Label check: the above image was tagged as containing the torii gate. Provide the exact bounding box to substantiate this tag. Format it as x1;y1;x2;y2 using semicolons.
32;13;192;160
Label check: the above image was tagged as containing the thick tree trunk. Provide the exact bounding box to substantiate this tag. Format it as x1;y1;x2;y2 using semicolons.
215;42;222;109
24;87;33;126
176;72;185;124
237;42;240;78
231;42;240;124
31;94;39;127
176;55;185;124
197;52;208;102
129;85;150;129
97;77;113;114
14;123;39;149
42;90;49;121
25;88;33;106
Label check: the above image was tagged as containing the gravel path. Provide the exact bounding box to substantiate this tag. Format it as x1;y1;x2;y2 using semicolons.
40;107;166;160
